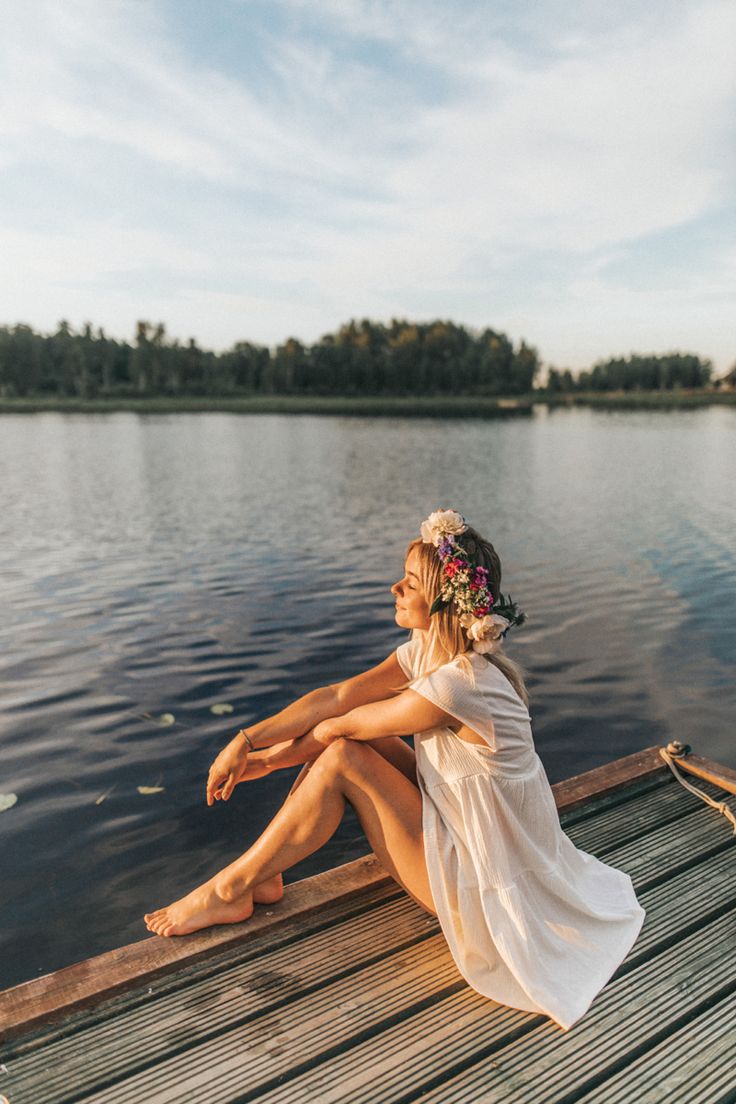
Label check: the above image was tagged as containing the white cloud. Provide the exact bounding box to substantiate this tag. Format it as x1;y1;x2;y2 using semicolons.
0;1;365;187
0;0;733;371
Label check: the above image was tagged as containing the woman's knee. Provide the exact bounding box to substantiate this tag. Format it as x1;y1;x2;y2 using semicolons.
316;736;367;775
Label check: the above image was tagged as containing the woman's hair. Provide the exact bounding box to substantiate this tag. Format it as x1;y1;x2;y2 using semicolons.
405;527;529;708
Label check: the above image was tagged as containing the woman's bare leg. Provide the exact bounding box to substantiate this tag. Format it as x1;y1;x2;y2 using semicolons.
252;760;315;904
144;739;433;936
254;741;414;904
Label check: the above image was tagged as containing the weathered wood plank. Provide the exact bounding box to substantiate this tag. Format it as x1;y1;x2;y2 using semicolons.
408;909;736;1099
2;743;733;1104
0;854;392;1039
630;848;735;959
7;810;734;1104
41;937;465;1104
9;842;734;1104
552;745;666;815
563;774;727;855
558;772;673;829
306;910;736;1104
573;989;736;1103
5;896;438;1104
3;880;406;1061
19;835;731;1104
595;787;736;889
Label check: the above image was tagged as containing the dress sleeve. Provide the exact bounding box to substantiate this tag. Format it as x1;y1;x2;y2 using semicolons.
394;638;417;679
409;659;495;748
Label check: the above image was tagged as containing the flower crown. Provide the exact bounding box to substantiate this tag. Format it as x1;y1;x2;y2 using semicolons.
420;509;526;654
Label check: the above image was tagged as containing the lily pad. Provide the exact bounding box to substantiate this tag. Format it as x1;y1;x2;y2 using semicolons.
137;785;165;795
0;793;18;812
210;703;234;716
138;710;176;727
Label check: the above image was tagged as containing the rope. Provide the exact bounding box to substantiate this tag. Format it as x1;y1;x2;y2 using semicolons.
659;746;736;836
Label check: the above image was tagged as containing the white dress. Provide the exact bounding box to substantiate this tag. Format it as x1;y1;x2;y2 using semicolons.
396;638;646;1031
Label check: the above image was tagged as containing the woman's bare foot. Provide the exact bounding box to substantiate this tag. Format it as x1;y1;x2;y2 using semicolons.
144;877;254;937
144;873;284;937
252;872;284;904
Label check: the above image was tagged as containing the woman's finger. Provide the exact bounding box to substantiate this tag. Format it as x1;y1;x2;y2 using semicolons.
207;774;225;804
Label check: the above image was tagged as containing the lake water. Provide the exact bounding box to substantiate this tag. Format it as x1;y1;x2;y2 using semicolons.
1;406;734;989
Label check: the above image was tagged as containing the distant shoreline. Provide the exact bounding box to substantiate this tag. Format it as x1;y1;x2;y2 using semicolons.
0;390;733;416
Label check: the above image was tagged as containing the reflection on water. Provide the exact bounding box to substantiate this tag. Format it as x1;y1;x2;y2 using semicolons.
1;407;734;987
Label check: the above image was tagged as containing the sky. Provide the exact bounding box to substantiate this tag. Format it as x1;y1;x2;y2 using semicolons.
1;0;734;376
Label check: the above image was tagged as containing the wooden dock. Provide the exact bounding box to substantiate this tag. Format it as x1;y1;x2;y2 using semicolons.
1;743;735;1103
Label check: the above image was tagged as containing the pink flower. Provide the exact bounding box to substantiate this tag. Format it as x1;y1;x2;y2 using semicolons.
444;558;467;578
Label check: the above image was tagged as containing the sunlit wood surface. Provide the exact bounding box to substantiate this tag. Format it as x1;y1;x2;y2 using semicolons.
2;744;735;1103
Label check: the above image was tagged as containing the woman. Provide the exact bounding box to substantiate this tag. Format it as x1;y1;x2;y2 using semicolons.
144;509;645;1031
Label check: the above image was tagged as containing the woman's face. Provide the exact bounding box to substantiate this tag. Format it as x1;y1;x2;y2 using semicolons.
391;546;431;630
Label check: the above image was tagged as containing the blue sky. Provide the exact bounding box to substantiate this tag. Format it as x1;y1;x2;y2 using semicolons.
1;0;734;375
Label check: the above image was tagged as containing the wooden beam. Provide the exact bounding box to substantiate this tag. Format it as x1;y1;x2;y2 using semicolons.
552;745;666;814
665;752;736;797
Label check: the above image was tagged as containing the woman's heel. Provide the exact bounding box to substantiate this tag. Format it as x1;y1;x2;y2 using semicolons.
252;873;284;904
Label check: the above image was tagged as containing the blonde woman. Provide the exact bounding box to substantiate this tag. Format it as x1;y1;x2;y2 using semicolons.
145;510;645;1031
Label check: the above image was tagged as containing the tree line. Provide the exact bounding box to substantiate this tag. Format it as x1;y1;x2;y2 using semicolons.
0;317;714;398
546;354;712;393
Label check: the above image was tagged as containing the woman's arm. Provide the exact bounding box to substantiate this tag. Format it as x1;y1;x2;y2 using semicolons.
256;730;417;784
207;650;411;803
242;649;409;753
248;730;327;773
313;691;454;746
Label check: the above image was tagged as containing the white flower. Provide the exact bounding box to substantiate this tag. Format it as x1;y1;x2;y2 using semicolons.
465;613;510;642
420;509;467;546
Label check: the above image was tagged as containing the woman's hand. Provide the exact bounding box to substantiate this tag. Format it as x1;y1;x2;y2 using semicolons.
232;752;272;783
312;717;345;747
206;732;252;806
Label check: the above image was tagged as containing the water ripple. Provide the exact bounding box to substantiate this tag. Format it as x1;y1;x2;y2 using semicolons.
0;407;734;987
